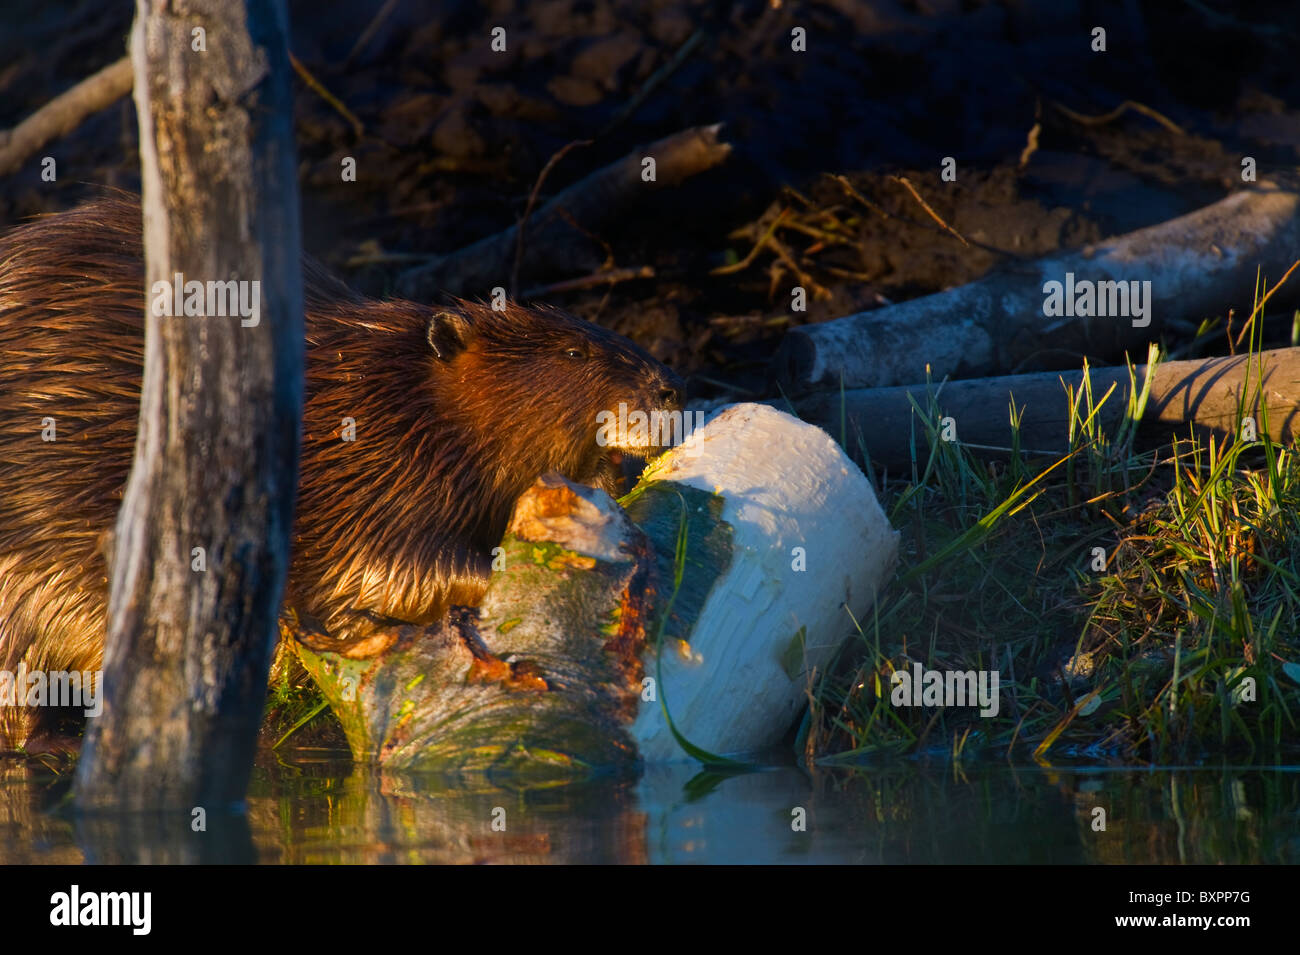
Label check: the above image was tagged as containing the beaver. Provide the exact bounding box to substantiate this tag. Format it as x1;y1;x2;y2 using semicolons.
0;195;683;752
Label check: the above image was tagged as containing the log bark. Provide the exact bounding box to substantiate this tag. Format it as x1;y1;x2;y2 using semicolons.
775;182;1300;393
296;404;898;772
75;0;304;811
395;124;731;300
793;347;1300;470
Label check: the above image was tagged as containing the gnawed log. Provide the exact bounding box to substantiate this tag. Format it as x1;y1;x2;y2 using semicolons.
624;404;899;761
395;124;731;300
793;346;1300;470
775;182;1300;393
295;404;898;773
293;475;654;781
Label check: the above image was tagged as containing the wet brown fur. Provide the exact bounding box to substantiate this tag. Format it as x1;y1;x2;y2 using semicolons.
0;196;682;750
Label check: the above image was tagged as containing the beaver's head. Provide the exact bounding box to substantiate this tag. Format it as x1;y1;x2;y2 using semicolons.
427;299;685;495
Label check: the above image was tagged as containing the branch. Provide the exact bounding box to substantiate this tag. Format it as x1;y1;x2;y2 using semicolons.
0;57;132;176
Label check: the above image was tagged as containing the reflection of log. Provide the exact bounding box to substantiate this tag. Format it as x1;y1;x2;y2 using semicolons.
0;57;132;176
794;347;1300;470
297;404;898;773
776;183;1300;393
396;124;731;300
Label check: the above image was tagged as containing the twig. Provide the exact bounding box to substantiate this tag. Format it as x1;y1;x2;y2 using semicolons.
712;208;789;275
1018;99;1043;170
890;175;971;248
781;185;818;210
692;375;760;397
764;234;832;300
550;203;616;266
398;124;731;300
1052;98;1185;136
344;244;431;267
344;0;402;66
836;174;1013;258
521;265;653;298
773;218;854;245
1182;0;1284;37
289;52;364;139
0;56;132;176
1232;258;1300;350
832;174;895;221
600;28;707;137
1018;122;1041;170
512;139;593;296
819;264;880;283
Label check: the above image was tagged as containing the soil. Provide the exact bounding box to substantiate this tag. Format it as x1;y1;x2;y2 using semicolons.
2;0;1298;402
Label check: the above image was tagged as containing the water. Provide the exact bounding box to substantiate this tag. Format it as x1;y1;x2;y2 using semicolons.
3;752;1296;864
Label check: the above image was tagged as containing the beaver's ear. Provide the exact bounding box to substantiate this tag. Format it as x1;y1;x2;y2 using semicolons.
427;309;474;361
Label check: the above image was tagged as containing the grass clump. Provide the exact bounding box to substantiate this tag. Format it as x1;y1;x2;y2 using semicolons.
261;639;343;751
812;336;1300;766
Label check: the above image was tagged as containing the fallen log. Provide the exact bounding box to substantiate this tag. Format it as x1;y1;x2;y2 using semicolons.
775;182;1300;393
294;404;898;774
793;346;1300;470
396;124;731;300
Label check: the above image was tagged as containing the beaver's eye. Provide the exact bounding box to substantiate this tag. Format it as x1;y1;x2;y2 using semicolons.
565;347;585;360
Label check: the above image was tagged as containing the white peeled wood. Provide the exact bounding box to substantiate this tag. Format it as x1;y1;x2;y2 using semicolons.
629;403;899;761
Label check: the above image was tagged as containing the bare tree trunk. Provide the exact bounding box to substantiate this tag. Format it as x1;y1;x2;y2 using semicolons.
75;0;303;811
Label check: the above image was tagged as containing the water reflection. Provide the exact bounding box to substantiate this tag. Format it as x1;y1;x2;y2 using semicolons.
2;752;1296;864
